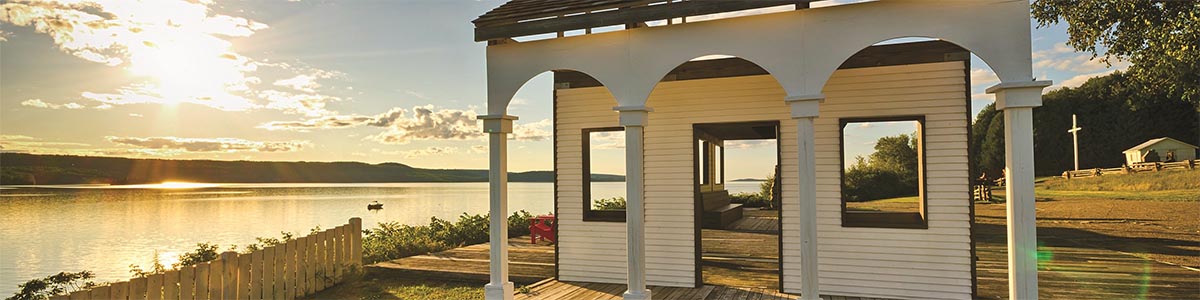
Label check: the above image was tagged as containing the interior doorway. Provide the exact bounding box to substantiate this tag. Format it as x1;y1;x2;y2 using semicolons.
693;121;782;290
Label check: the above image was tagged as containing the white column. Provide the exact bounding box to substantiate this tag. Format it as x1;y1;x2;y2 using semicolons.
987;81;1051;300
616;106;652;300
786;94;822;300
480;114;518;300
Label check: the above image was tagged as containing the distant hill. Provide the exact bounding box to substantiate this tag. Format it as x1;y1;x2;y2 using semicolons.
0;153;624;185
731;178;765;182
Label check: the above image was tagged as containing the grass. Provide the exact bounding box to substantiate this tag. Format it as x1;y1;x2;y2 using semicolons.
1041;169;1199;192
994;169;1200;202
846;195;919;212
304;272;483;300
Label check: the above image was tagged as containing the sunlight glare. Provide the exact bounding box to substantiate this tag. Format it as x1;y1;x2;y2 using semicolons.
153;181;219;189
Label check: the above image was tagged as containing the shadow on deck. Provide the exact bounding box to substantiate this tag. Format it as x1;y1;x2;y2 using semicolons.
369;236;555;284
367;208;1199;299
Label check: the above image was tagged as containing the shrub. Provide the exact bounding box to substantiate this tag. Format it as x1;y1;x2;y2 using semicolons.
362;210;536;264
730;192;770;208
5;271;96;300
592;197;626;210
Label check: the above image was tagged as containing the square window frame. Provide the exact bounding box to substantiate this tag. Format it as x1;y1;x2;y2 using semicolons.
582;126;627;222
838;116;929;229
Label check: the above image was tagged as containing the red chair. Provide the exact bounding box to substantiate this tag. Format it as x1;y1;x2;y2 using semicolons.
530;214;556;244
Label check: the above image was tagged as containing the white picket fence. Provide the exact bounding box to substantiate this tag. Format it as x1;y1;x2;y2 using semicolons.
55;217;363;300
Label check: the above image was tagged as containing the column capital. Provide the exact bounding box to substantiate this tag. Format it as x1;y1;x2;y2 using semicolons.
785;93;823;119
478;114;518;134
987;80;1052;110
614;106;652;127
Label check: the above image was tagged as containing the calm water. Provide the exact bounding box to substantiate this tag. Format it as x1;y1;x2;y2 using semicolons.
0;181;763;294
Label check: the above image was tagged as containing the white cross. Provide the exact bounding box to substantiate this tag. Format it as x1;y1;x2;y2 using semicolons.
1067;114;1082;171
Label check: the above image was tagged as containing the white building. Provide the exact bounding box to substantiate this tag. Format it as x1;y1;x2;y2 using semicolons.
472;1;1050;300
1123;137;1199;164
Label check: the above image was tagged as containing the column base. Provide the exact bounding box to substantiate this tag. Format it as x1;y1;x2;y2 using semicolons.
485;282;514;300
623;289;652;300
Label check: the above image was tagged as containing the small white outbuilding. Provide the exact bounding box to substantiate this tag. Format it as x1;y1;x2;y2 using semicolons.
1123;137;1199;164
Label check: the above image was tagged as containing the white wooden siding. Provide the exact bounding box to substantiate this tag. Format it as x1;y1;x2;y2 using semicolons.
555;61;971;299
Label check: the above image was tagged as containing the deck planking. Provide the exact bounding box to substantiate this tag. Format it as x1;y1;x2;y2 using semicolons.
366;210;1200;299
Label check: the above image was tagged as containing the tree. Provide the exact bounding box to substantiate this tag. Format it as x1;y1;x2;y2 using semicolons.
842;133;920;202
969;72;1198;176
1032;0;1200;106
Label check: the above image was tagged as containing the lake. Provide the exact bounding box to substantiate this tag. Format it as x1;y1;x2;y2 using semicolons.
0;181;764;295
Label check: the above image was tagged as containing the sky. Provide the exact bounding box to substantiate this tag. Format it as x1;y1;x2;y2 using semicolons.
0;0;1129;180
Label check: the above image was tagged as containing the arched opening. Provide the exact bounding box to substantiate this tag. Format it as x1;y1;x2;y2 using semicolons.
823;36;1009;299
481;69;623;286
644;55;786;291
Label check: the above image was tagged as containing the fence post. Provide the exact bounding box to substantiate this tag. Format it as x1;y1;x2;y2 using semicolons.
111;280;130;300
89;285;111;300
261;246;275;300
322;230;334;289
296;236;309;297
163;270;179;300
178;266;194;300
147;273;163;300
130;276;148;300
306;234;318;295
238;252;251;300
285;239;298;300
68;291;89;300
194;263;209;300
220;252;237;300
206;256;223;298
249;249;263;300
273;244;286;300
332;226;343;281
350;217;363;269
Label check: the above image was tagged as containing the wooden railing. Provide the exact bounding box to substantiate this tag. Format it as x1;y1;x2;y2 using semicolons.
1062;160;1197;179
54;218;363;300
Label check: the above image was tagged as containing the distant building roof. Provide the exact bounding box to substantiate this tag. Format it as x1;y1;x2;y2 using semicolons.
472;0;812;42
1123;137;1199;153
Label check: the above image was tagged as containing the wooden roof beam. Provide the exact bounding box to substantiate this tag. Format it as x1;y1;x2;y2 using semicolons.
475;0;812;42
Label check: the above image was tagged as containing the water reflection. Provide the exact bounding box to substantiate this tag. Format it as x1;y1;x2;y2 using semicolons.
0;181;763;295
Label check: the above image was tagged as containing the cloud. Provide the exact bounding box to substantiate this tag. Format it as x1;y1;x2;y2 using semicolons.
21;98;85;109
589;131;625;150
260;105;552;145
725;140;775;149
366;106;480;144
512;119;551;141
394;146;459;158
129;113;143;117
258;90;339;117
0;135;92;152
105;136;309;152
1048;69;1120;91
258;115;376;131
1032;43;1130;74
1;0;350;114
970;68;999;87
404;90;431;100
470;145;488;154
273;70;340;93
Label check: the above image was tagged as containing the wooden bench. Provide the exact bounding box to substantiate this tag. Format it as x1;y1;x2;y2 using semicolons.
701;190;743;229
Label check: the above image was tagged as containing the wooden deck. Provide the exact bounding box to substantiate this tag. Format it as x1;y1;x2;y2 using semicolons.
369;236;555;284
366;207;1200;299
704;208;782;289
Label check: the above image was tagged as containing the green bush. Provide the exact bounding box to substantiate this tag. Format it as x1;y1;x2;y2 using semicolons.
729;192;770;208
362;211;536;264
5;271;96;300
591;197;626;210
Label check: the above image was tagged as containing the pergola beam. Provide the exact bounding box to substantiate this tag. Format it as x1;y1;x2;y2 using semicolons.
474;0;812;42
